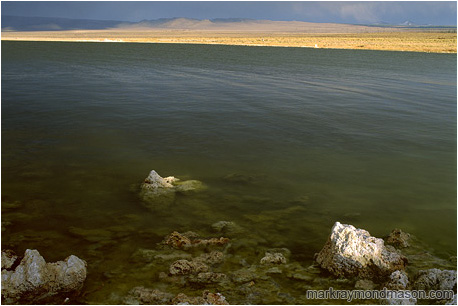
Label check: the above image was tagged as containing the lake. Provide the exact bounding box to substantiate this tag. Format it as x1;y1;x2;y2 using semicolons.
2;41;456;304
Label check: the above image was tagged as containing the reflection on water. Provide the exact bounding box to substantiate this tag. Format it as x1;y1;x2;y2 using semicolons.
2;41;456;303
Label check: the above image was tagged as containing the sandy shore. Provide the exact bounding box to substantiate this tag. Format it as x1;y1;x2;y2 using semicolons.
2;29;456;53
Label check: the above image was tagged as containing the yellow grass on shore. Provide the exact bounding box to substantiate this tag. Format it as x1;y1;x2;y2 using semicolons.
2;29;456;53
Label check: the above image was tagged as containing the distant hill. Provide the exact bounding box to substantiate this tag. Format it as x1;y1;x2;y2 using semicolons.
3;16;261;31
0;15;374;33
1;15;128;31
2;15;456;33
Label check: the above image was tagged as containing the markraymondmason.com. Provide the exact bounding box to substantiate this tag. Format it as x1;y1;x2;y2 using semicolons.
306;287;454;302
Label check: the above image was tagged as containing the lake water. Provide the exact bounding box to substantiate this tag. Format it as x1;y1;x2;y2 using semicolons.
2;41;456;304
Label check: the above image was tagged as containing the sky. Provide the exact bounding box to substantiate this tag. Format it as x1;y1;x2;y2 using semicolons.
1;1;457;26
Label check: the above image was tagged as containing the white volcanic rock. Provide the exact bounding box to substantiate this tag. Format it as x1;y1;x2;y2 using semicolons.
315;222;407;279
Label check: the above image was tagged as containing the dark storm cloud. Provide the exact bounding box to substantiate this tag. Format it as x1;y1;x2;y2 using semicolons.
1;1;456;25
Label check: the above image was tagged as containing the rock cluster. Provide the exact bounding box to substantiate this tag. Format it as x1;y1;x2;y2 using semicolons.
412;268;456;291
1;249;87;304
315;222;407;280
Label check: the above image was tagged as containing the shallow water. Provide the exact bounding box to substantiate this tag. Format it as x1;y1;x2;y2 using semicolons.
2;41;456;304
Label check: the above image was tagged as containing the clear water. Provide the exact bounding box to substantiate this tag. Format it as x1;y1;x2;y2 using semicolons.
2;41;456;303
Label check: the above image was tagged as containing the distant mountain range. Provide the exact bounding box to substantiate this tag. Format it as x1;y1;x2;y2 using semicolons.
2;15;455;32
1;16;263;31
367;20;453;28
1;16;124;31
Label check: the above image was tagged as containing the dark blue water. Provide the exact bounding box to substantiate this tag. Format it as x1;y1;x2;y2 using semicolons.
2;41;456;303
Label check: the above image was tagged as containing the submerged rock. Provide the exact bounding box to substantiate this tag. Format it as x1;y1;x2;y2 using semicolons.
124;286;174;305
260;252;287;265
175;180;206;194
140;170;177;210
189;272;228;284
1;249;87;304
386;229;411;248
172;291;229;305
130;248;192;264
315;222;407;280
162;231;193;249
1;201;22;211
169;259;209;275
222;173;257;185
211;221;244;235
161;231;229;249
195;251;225;265
139;170;206;211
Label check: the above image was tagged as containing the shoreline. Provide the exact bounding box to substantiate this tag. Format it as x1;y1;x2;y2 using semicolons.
2;37;457;54
2;30;456;53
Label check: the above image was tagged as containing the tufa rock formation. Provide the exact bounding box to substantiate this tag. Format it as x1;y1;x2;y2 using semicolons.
139;170;206;211
315;222;407;280
1;249;87;304
412;268;456;291
386;229;411;248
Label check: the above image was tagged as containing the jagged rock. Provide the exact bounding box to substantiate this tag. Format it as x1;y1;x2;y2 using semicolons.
140;170;177;210
1;249;86;304
142;170;178;189
1;250;18;270
169;259;209;275
172;291;229;305
161;231;229;249
203;292;230;305
162;231;193;249
172;293;205;305
124;286;174;304
315;222;407;280
355;279;375;290
260;252;287;265
412;268;457;291
385;270;409;290
386;229;411;248
193;237;230;247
